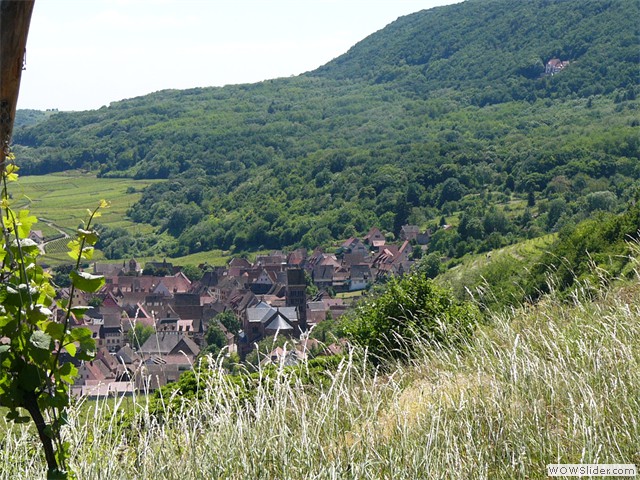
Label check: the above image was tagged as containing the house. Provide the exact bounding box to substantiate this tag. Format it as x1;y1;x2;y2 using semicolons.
244;301;300;345
227;257;252;278
363;227;386;249
399;225;420;242
260;345;306;367
332;266;350;292
114;344;142;367
399;225;430;245
93;262;127;277
153;272;192;295
545;58;569;75
212;276;244;303
138;332;201;361
306;301;330;325
28;230;44;244
247;268;279;295
349;264;372;291
312;264;336;289
101;322;123;352
338;237;369;256
74;347;127;388
254;252;287;266
286;248;307;267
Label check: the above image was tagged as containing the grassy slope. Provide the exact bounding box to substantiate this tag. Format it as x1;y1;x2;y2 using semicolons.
439;233;557;305
2;271;638;478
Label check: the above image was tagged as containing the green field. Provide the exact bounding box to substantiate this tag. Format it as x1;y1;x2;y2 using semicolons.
7;172;160;264
12;171;159;234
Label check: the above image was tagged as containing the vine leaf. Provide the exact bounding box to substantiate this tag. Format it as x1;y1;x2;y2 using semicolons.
63;342;77;358
30;330;53;350
16;210;38;239
58;363;78;384
69;271;105;293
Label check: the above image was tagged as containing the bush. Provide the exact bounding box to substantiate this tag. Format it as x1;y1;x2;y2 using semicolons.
342;272;478;361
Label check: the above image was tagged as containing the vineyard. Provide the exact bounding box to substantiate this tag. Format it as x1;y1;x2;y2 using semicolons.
44;237;70;255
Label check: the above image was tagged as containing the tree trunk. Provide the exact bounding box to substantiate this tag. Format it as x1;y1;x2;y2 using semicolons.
0;0;35;169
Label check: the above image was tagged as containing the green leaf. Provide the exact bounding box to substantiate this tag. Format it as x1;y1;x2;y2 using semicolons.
70;305;93;320
79;246;94;260
76;349;95;361
30;330;53;350
0;316;13;328
69;270;105;293
76;228;99;245
6;410;31;424
70;327;96;356
70;327;93;341
0;345;9;354
47;467;71;480
38;283;57;307
10;238;40;256
16;210;38;239
58;362;78;384
27;305;52;323
67;239;81;260
43;321;65;340
64;342;77;357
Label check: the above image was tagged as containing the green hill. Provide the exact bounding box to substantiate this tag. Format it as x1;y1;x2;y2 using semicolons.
313;0;638;103
11;0;639;259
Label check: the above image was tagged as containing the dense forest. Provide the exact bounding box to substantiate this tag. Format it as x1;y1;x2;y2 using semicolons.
12;0;639;259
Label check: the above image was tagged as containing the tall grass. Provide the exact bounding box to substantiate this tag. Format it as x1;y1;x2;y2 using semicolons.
2;278;639;478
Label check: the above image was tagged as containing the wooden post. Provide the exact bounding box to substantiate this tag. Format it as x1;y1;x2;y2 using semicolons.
0;0;35;171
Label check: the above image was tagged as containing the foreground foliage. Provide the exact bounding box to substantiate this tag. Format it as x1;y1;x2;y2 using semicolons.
2;269;639;478
0;160;104;478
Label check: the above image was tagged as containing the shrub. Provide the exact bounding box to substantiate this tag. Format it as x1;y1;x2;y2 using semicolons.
342;272;478;361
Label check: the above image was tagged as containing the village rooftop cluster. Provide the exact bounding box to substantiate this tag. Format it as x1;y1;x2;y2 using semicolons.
52;225;432;397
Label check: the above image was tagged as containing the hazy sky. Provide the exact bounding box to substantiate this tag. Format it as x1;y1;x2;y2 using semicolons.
17;0;462;112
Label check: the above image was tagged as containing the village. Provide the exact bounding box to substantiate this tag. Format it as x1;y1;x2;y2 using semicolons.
65;224;432;397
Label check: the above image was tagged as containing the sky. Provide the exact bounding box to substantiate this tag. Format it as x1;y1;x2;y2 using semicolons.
17;0;462;112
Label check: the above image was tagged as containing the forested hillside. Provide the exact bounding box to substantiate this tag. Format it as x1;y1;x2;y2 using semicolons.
12;0;639;259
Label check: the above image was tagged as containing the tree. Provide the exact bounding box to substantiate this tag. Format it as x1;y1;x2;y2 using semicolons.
527;190;536;207
414;252;442;279
51;264;73;288
88;295;103;307
127;322;155;350
393;193;411;235
180;264;203;282
202;322;227;357
244;335;290;370
216;311;241;336
438;178;466;206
